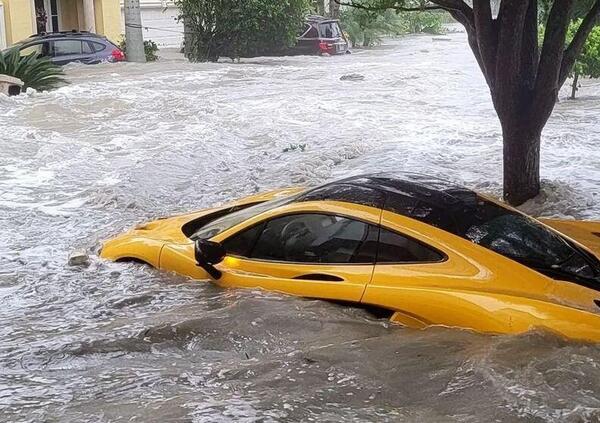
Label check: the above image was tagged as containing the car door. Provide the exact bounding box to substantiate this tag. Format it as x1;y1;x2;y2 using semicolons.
361;219;472;328
51;39;94;65
362;210;522;331
214;212;379;302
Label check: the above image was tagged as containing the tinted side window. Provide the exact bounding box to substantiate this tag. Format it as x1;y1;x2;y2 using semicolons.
82;41;94;54
305;26;319;38
297;24;312;37
227;214;377;264
19;42;49;57
319;22;341;38
53;40;83;56
377;228;444;263
91;41;107;52
223;222;265;257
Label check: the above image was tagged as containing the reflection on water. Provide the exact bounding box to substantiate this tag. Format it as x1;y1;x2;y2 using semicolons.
1;32;600;422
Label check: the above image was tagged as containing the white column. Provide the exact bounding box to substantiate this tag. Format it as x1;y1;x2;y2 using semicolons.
82;0;96;33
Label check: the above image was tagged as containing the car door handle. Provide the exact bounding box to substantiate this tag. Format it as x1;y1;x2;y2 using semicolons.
293;273;344;282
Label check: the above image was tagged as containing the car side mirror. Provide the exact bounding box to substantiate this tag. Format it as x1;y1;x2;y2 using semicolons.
194;239;226;280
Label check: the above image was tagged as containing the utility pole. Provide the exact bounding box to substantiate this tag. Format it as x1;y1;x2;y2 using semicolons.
123;0;146;62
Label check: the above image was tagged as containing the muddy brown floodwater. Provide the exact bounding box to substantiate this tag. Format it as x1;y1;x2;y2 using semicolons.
1;32;600;422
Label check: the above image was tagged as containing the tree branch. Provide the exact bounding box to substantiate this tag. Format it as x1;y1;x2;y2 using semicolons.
334;0;443;12
520;0;539;91
464;27;487;76
472;0;498;87
532;0;575;128
559;0;600;87
335;0;474;20
430;0;474;32
493;0;531;122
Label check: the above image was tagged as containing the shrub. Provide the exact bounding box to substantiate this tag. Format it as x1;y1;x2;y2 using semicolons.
538;19;600;98
176;0;311;62
400;11;445;35
340;7;445;47
118;37;160;62
0;48;65;91
566;19;600;99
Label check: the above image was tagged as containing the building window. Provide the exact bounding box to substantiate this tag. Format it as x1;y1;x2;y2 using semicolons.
49;0;59;32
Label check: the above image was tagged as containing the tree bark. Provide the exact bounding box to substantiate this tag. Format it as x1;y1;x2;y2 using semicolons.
316;0;326;15
330;0;341;18
503;126;541;205
344;0;600;206
571;70;579;99
183;17;192;59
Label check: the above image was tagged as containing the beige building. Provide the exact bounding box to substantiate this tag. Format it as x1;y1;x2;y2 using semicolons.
0;0;121;49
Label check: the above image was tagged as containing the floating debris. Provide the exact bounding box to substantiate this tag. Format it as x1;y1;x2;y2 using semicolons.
340;73;365;81
68;249;90;266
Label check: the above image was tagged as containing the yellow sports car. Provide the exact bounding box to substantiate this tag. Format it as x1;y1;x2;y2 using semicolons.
101;174;600;342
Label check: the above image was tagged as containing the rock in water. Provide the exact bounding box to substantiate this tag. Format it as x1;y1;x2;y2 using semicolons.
0;75;24;96
340;73;365;82
68;250;90;266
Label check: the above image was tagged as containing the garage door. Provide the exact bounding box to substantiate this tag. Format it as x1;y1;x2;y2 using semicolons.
121;5;183;48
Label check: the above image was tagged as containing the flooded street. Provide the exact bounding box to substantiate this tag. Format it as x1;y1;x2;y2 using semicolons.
2;31;600;422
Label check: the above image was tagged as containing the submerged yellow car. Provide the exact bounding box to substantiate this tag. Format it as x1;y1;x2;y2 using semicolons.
101;174;600;342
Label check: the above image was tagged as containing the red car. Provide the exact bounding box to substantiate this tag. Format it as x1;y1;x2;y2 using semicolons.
291;15;351;56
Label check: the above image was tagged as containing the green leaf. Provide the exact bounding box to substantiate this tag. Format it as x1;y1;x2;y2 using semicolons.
0;48;66;91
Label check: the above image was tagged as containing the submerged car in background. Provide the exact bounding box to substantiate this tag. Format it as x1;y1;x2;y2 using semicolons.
101;173;600;342
7;31;125;66
291;15;350;55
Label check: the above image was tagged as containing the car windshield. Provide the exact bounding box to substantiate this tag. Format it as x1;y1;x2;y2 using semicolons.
459;197;600;283
191;195;295;240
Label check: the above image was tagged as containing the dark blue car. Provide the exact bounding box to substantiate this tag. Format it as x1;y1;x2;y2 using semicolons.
8;31;125;66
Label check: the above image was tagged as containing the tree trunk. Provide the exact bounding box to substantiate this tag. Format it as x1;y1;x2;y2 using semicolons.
183;17;192;59
571;70;579;99
329;0;341;18
503;127;542;206
316;0;325;15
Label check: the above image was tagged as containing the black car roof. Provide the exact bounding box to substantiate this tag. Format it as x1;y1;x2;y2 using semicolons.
296;173;481;232
305;15;340;24
300;173;475;206
26;31;104;41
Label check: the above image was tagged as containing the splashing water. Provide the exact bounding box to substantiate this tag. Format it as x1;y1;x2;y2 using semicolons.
1;32;600;422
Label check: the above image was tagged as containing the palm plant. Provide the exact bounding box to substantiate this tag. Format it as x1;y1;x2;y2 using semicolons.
0;48;66;91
